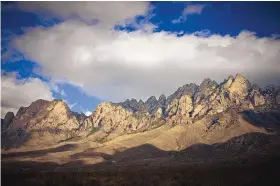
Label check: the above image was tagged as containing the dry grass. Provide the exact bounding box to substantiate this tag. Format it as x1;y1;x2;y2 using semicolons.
2;156;280;186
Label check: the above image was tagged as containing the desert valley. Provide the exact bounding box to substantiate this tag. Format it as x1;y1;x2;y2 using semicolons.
2;74;280;185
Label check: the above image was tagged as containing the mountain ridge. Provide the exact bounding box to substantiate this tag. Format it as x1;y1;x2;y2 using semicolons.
1;73;280;150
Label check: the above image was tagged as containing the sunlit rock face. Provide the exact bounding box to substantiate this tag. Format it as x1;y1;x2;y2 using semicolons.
2;74;279;149
9;99;81;131
228;74;252;98
1;99;85;148
88;73;278;138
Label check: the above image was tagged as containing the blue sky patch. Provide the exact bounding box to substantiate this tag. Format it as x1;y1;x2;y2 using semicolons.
1;1;280;115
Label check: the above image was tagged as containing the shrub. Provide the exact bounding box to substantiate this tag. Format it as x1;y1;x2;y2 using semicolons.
86;127;99;137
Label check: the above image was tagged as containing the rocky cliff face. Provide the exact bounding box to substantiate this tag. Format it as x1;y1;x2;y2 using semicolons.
1;111;14;131
1;99;86;149
1;74;280;149
83;74;279;141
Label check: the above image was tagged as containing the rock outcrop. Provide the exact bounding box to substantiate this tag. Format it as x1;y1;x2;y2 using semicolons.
83;74;277;139
1;99;87;149
84;102;165;140
262;84;280;110
1;74;280;149
1;111;14;131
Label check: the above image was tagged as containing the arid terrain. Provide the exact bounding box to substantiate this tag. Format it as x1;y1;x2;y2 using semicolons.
2;74;280;185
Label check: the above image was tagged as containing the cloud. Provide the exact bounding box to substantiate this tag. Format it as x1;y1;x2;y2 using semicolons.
62;99;79;111
84;111;92;116
8;19;280;103
1;72;54;117
10;2;152;29
69;102;77;109
60;89;66;96
183;4;205;15
4;2;280;103
49;82;67;97
172;4;206;24
193;29;211;37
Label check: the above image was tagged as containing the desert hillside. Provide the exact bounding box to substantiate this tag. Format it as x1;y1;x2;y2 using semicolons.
1;74;280;170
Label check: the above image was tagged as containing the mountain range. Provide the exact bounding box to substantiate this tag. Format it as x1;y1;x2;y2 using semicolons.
1;73;280;173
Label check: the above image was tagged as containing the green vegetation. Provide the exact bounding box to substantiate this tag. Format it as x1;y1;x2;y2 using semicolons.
86;127;100;137
96;136;106;143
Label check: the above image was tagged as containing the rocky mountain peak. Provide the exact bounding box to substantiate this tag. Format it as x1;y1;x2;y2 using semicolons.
199;78;218;90
264;84;280;94
234;73;246;80
159;94;166;100
220;75;234;89
49;99;74;117
233;73;250;84
145;96;159;114
194;78;218;103
146;96;157;104
228;73;252;98
1;111;14;131
166;83;199;106
1;98;89;149
15;99;50;118
2;73;280;150
181;83;199;97
119;98;142;113
158;94;166;104
130;98;138;103
251;83;261;91
139;99;144;105
13;99;82;130
263;84;280;107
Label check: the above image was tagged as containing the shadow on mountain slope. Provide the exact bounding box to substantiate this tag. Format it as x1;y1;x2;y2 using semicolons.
1;107;279;150
2;132;280;170
80;132;280;168
1;127;79;150
2;132;280;186
1;127;31;150
1;144;78;159
240;109;280;131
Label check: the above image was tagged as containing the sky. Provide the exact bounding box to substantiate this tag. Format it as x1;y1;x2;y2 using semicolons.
1;1;280;117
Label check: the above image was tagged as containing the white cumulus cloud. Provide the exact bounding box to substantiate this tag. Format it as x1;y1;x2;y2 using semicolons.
3;2;280;104
1;72;54;117
172;4;206;24
9;21;280;102
9;1;152;29
84;111;92;116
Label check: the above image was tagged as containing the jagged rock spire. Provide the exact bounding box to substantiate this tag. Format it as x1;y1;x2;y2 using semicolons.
3;73;279;149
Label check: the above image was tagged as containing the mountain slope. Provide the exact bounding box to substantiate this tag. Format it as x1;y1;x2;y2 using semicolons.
1;73;280;165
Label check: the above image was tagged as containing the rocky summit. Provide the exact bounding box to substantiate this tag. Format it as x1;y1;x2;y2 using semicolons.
1;74;280;147
1;74;280;176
